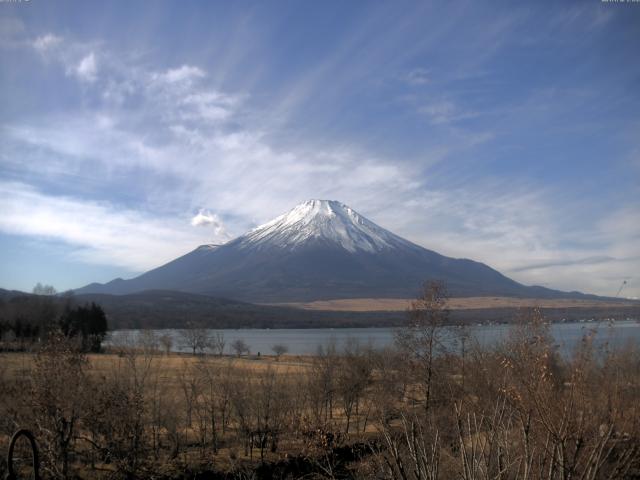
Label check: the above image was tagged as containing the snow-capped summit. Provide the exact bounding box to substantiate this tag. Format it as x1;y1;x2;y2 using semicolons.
239;200;410;253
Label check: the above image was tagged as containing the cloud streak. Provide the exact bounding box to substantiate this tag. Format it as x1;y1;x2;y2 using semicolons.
510;256;616;273
0;182;228;271
33;34;62;52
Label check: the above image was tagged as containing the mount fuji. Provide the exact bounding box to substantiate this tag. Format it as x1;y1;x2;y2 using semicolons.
76;200;587;302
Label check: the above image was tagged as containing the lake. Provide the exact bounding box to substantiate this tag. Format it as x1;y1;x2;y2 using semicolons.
108;319;640;356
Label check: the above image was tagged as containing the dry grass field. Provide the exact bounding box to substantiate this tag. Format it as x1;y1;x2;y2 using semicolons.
268;296;639;311
0;350;313;378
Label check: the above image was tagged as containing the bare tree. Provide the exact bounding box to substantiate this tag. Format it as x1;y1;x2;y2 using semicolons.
84;344;153;478
272;343;288;360
251;367;291;461
138;330;159;355
194;358;227;454
395;281;449;414
231;338;250;357
307;342;338;430
177;363;199;428
336;339;373;434
229;371;252;456
31;332;88;479
210;331;226;356
179;323;211;355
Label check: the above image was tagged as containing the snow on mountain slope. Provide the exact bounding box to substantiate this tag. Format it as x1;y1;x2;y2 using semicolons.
238;199;413;253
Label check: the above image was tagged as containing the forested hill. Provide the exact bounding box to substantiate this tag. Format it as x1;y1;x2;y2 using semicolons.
73;290;405;329
2;288;637;331
72;290;640;329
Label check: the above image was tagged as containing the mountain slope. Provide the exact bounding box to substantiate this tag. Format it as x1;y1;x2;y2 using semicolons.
76;200;594;302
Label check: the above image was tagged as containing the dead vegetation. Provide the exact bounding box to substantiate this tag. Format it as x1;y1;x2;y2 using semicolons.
267;296;639;312
1;284;639;479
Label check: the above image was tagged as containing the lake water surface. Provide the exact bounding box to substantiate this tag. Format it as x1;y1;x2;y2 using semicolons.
108;319;640;356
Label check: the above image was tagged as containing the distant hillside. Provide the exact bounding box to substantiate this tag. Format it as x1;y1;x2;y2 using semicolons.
0;288;33;301
2;288;636;330
75;290;638;330
74;290;405;329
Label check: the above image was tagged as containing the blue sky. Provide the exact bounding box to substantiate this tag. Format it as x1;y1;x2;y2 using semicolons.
1;1;639;298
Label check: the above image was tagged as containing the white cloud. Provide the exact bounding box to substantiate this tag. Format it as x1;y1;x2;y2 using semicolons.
191;210;216;226
179;91;237;122
153;65;205;84
0;182;227;271
191;210;228;237
405;68;430;85
30;35;102;85
33;34;62;52
73;52;98;82
419;99;478;125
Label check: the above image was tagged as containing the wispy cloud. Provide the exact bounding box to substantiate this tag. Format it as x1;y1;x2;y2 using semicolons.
404;68;430;85
33;33;62;53
418;99;479;125
0;182;227;271
154;65;205;84
510;256;616;273
4;33;425;225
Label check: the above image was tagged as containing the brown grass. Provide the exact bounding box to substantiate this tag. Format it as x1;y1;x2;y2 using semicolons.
0;351;313;378
265;296;638;311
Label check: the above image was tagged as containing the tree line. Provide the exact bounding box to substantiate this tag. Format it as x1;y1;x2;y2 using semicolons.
0;284;108;352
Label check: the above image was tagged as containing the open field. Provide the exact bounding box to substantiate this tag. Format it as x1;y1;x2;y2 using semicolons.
0;350;313;377
268;296;640;311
